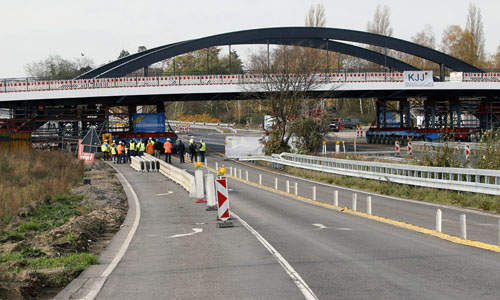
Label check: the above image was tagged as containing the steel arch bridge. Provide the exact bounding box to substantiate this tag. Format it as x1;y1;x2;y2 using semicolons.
78;27;482;80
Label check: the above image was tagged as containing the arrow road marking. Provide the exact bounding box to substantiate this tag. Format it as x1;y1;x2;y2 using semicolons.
156;191;174;196
312;223;329;230
169;228;203;238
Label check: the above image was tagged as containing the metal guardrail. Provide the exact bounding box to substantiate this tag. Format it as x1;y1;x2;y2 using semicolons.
238;152;500;196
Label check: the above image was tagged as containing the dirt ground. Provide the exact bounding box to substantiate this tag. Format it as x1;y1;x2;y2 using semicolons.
0;160;128;300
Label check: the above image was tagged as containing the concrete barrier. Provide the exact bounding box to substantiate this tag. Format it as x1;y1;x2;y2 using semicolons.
143;154;196;197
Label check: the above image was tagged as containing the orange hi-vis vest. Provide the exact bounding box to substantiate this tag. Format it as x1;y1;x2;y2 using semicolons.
116;144;124;154
164;141;172;153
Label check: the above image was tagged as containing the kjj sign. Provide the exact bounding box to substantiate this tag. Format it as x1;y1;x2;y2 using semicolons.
403;71;434;87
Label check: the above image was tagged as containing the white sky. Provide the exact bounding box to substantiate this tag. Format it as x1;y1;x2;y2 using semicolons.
1;0;499;78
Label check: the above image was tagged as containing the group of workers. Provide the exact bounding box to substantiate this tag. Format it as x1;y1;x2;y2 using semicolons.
100;136;206;165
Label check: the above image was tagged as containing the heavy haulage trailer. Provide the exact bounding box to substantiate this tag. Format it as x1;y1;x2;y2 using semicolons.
366;97;500;144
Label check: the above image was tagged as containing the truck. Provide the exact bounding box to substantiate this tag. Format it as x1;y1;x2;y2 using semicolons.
105;113;178;151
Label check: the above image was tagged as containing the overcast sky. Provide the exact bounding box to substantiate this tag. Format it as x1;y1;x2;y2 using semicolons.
1;0;499;78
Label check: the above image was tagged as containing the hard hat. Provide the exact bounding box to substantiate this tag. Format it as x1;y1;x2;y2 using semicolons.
113;140;116;143
167;138;170;141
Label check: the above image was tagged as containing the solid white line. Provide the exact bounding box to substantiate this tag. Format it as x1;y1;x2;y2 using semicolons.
156;191;174;196
232;212;318;300
78;166;141;300
312;223;328;230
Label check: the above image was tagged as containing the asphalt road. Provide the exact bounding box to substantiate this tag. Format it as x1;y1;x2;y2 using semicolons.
95;152;500;299
183;132;500;246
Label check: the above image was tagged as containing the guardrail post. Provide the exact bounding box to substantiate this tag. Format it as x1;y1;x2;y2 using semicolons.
238;169;242;179
367;196;372;215
275;178;278;189
230;166;233;176
205;158;208;166
286;180;290;193
352;193;357;211
460;214;467;239
436;209;442;232
294;182;298;195
334;190;338;206
313;186;316;201
215;162;218;172
245;170;248;181
259;174;262;185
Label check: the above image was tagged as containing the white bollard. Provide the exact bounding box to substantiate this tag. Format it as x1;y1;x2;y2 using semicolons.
239;169;242;179
215;162;218;172
436;209;442;232
460;214;467;239
498;220;500;246
334;190;338;206
286;180;290;193
275;178;278;189
367;196;372;215
205;158;208;166
195;169;204;200
230;166;233;176
352;193;357;211
294;182;298;195
259;174;262;185
313;186;316;201
245;170;249;181
205;173;216;210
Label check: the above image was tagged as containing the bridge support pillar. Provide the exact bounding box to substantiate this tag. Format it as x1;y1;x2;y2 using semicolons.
128;105;137;132
424;98;437;129
440;64;445;82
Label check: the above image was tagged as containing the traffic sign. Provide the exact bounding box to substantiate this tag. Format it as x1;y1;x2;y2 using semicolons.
216;176;230;221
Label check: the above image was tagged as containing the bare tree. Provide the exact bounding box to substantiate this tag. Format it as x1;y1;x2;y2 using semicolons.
465;3;485;63
367;5;393;38
305;3;326;27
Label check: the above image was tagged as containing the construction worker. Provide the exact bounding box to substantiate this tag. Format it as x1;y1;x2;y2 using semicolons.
101;141;110;161
129;139;137;157
177;139;186;163
163;138;172;163
110;140;117;163
146;139;154;155
124;141;130;163
199;139;206;162
188;139;197;163
153;138;163;158
116;141;125;164
138;139;146;156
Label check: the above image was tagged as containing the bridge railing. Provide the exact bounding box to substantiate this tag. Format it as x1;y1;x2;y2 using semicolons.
238;152;500;196
2;72;499;94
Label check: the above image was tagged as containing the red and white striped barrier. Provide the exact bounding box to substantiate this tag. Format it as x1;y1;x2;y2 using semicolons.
407;141;412;156
216;176;230;221
465;144;470;160
395;140;400;153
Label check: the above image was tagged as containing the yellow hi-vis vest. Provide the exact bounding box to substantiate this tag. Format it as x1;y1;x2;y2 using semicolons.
139;143;146;151
129;142;136;151
200;142;206;152
101;144;108;152
111;146;117;155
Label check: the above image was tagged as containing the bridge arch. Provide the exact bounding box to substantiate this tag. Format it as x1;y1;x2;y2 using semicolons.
79;27;482;79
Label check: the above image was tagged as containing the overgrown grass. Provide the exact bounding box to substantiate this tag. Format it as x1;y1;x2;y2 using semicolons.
0;151;85;221
0;250;98;285
284;166;500;213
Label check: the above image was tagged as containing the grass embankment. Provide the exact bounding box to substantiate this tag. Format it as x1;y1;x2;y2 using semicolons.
277;165;500;213
0;194;97;286
0;151;84;221
0;151;98;295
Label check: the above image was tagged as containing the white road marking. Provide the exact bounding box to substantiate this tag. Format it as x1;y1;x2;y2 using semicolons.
156;191;174;196
77;165;141;300
170;228;203;238
312;223;329;230
233;212;318;300
334;228;353;231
